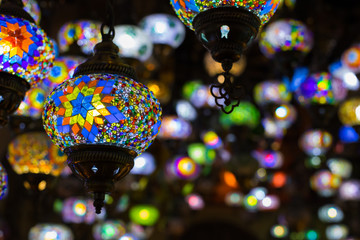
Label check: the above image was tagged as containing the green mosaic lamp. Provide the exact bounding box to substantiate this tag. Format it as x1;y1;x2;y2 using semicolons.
43;6;162;213
170;0;281;113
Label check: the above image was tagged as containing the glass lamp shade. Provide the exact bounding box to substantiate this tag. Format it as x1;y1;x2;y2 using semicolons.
158;116;192;139
299;129;333;156
339;125;359;143
43;34;162;213
129;205;160;226
0;5;55;124
114;25;153;62
29;224;74;240
296;72;345;105
259;19;313;59
43;73;161;156
92;220;126;240
62;197;102;224
341;44;360;73
219;101;260;128
0;162;8;200
8;132;67;176
338;97;360;126
58;20;102;55
130;152;156;175
139;13;185;49
167;156;200;180
204;52;246;77
170;0;281;31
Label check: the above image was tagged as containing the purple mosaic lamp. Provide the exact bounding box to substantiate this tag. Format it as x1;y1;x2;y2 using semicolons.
43;2;162;213
0;0;54;125
170;0;281;113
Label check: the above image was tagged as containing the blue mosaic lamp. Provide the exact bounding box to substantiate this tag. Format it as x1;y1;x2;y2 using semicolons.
170;0;281;113
43;5;162;214
0;0;54;125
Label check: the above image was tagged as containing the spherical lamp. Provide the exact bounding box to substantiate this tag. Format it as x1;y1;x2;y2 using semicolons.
170;0;281;113
114;25;153;62
58;20;102;55
254;80;292;106
338;97;360;129
259;19;313;60
43;21;162;213
0;0;55;125
219;101;260;128
29;223;74;240
139;13;185;49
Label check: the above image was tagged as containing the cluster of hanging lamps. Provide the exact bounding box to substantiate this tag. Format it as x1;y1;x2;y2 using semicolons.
0;0;55;125
170;0;281;113
43;1;162;213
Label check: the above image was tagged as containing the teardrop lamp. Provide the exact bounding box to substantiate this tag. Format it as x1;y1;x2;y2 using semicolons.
43;10;162;213
0;0;54;125
170;0;281;113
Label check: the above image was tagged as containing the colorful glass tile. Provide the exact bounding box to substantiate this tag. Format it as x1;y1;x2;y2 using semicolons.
8;132;67;176
0;0;41;24
0;163;8;200
139;13;186;48
43;73;162;155
170;0;281;30
0;14;55;86
259;19;313;58
29;224;74;240
114;25;153;62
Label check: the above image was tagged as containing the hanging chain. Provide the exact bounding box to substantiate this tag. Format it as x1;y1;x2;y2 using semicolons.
100;0;115;41
210;60;244;114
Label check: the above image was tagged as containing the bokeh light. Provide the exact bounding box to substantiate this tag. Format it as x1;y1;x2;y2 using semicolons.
158;116;192;140
185;193;205;210
93;220;126;240
254;80;292;105
130;152;156;175
326;225;349;240
299;129;333;156
29;224;73;240
271;225;289;238
168;156;200;180
129;205;160;226
339;180;360;201
318;204;344;223
187;143;216;165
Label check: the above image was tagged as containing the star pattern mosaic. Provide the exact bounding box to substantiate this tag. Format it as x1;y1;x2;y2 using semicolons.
43;74;162;155
0;14;55;86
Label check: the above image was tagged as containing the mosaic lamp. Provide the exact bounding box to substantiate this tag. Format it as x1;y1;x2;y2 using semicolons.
43;11;162;213
0;162;8;200
170;0;281;113
338;97;360;133
0;0;54;125
259;19;313;63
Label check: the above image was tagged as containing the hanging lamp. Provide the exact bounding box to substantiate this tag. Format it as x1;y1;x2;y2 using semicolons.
170;0;281;113
0;0;54;125
43;1;162;213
